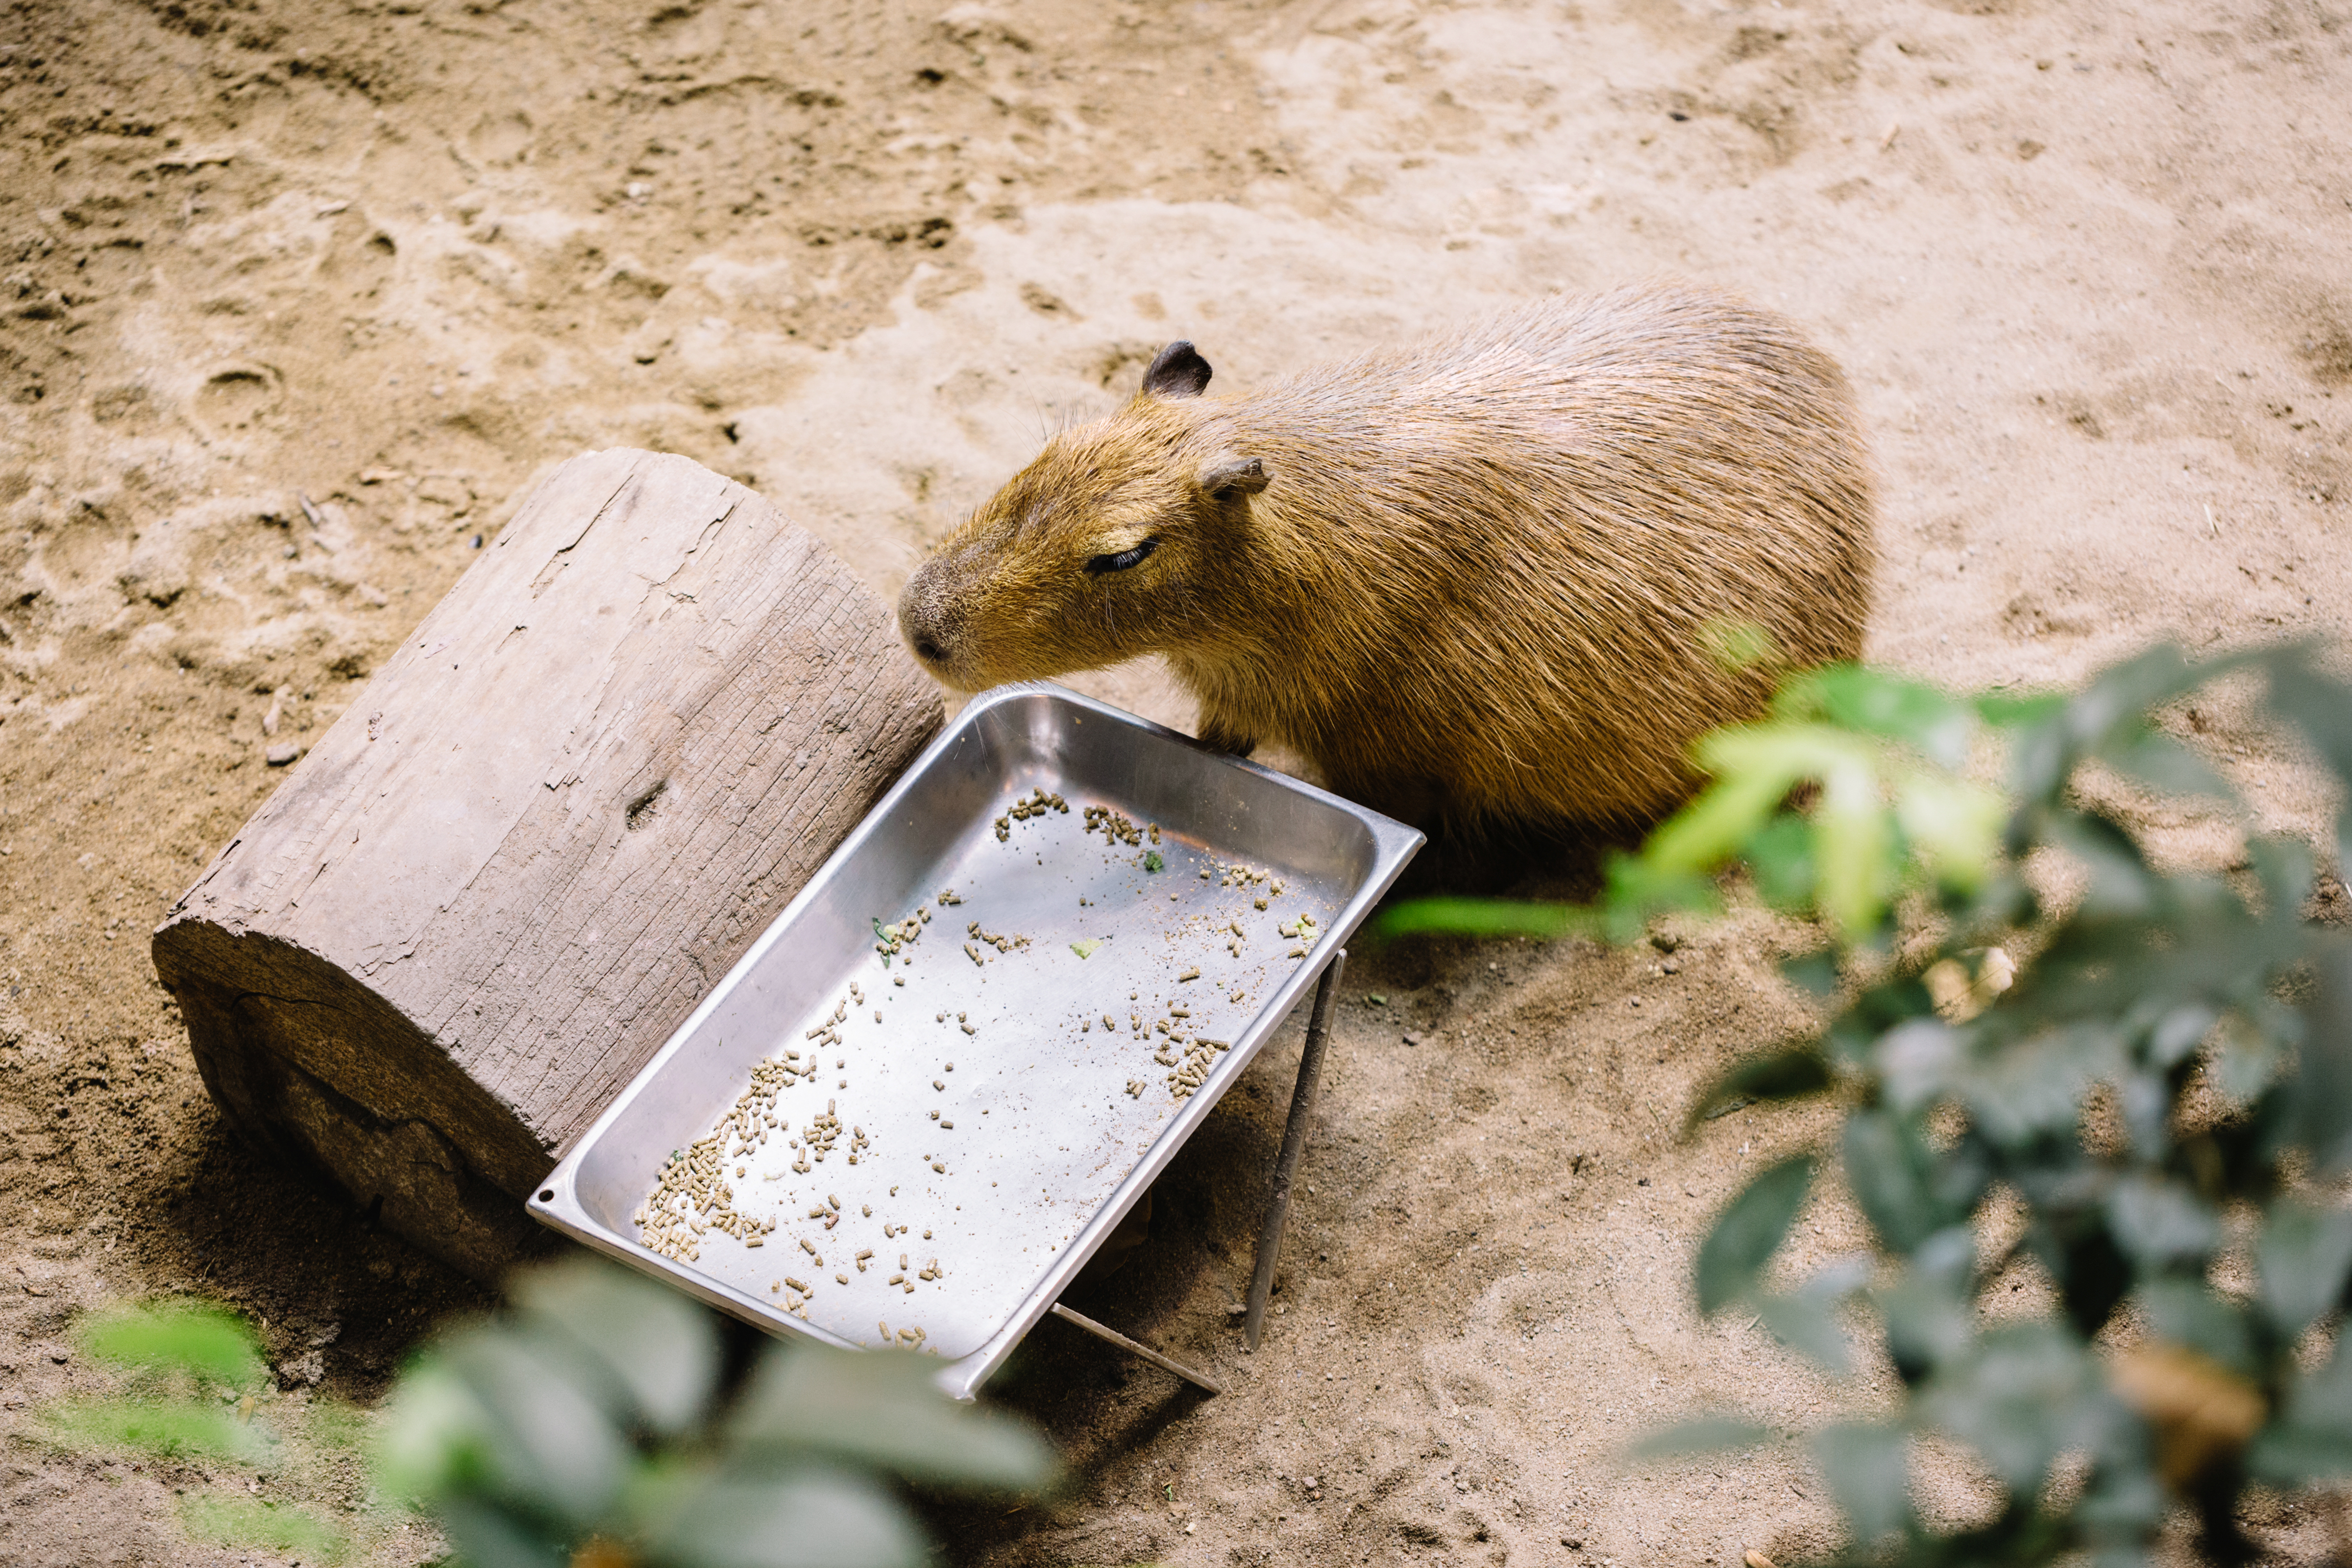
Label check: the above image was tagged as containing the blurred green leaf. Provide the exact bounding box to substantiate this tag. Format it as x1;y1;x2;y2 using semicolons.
2297;945;2352;1178
729;1345;1054;1493
1955;1029;2111;1147
39;1396;275;1467
1772;664;1972;764
388;1329;630;1528
1626;1416;1777;1460
2063;645;2212;755
2249;1335;2352;1487
2096;730;2234;804
2136;1279;2255;1377
375;1359;489;1502
2257;1200;2352;1339
1893;770;2007;893
513;1256;719;1438
1595;855;1722;943
1647;743;1803;872
1873;1018;1963;1114
2046;813;2160;919
1747;815;1818;912
1777;949;1839;1000
2212;1013;2292;1106
643;1463;927;1568
2007;707;2074;811
1695;1156;1814;1316
1753;1259;1870;1373
2146;1005;2218;1070
1813;753;1894;939
2247;1424;2352;1490
1699;616;1776;671
1684;1044;1833;1130
430;1494;570;1568
1973;689;2065;730
1876;1228;1977;1382
2263;650;2352;865
75;1300;266;1389
179;1495;346;1563
1369;896;1591;944
1921;1324;2116;1494
2106;1176;2221;1272
1809;1421;1912;1545
1843;1109;1947;1254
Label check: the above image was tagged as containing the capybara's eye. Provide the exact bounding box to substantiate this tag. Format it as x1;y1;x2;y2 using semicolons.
1085;538;1158;575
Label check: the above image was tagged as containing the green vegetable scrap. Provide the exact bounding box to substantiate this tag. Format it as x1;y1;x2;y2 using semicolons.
1070;938;1106;959
1143;851;1164;873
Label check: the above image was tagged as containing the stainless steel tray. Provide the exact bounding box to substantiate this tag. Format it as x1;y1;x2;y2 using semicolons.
527;682;1422;1398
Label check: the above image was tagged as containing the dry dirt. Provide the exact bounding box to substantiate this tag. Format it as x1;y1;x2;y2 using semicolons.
3;0;2351;1564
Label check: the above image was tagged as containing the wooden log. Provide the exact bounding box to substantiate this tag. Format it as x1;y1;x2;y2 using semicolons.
151;449;944;1282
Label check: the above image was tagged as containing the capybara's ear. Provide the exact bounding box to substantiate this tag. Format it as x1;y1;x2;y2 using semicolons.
1142;341;1212;399
1199;455;1269;496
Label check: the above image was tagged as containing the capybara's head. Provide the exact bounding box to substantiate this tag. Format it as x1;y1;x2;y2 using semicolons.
897;341;1270;693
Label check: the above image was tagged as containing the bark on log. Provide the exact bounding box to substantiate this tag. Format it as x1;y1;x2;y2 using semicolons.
151;449;944;1282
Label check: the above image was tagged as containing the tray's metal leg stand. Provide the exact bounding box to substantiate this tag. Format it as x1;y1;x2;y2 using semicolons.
1245;947;1346;1352
1049;1302;1223;1395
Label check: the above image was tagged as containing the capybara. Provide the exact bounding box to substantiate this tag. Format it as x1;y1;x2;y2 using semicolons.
897;282;1874;830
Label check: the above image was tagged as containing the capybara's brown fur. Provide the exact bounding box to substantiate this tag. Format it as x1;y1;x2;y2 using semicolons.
898;282;1875;830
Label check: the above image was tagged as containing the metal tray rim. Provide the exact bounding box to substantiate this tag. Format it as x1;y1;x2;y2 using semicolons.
527;679;1423;1397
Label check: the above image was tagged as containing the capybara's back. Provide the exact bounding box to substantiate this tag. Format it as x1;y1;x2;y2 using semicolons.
898;282;1876;830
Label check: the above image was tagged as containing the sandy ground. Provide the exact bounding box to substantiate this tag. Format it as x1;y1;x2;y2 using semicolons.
3;0;2351;1563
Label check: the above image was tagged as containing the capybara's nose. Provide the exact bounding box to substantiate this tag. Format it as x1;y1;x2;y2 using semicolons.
896;572;951;668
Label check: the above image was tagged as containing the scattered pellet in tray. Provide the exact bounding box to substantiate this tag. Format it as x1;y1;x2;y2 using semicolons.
1165;1034;1234;1101
635;1064;792;1261
1081;804;1144;847
968;920;1029;954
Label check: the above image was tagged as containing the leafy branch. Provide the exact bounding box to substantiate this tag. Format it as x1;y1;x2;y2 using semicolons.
39;1258;1056;1568
378;1256;1057;1568
1384;643;2352;1565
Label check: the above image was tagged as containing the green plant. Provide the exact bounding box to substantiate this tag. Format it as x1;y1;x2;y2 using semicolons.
1380;644;2352;1565
378;1255;1057;1568
35;1298;360;1561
